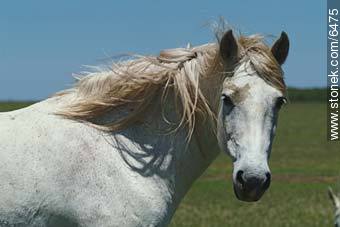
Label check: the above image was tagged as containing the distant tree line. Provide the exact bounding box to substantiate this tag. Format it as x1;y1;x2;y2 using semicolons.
0;88;332;110
287;87;327;103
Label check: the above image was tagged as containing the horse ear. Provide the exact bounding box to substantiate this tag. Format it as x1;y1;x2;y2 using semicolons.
220;30;239;63
271;31;289;65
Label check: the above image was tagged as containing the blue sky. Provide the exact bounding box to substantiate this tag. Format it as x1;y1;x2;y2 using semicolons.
0;0;325;100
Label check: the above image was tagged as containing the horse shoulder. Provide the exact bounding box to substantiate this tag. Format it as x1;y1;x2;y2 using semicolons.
0;99;176;226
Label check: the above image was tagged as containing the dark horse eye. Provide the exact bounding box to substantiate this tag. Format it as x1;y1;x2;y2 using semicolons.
222;94;235;107
276;97;287;109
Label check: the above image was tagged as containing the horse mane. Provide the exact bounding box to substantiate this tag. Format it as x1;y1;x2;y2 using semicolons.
55;32;286;137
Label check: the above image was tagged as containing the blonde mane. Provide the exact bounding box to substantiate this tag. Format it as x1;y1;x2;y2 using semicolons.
56;33;286;136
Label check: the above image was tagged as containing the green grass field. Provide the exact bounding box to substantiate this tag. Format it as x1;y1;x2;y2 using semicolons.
1;102;339;226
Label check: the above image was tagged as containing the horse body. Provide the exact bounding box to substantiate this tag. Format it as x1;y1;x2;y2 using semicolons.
0;95;218;226
328;188;340;227
0;29;289;226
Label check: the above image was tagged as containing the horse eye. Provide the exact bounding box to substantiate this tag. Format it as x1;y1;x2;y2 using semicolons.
222;94;235;107
276;97;287;109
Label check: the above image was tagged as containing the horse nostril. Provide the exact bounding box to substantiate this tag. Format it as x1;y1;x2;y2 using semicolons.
236;170;245;187
263;172;271;190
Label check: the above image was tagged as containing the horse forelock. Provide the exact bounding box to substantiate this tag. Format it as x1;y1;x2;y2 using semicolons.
237;35;286;94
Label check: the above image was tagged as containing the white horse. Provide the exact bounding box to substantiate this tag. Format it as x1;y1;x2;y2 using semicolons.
0;29;289;226
329;187;340;227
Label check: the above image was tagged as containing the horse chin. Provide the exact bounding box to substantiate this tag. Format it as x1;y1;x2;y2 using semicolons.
233;183;265;202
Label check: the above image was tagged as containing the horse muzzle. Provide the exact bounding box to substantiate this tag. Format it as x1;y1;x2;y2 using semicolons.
233;169;271;202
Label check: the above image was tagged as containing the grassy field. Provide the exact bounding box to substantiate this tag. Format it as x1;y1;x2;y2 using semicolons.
1;102;339;226
0;101;36;112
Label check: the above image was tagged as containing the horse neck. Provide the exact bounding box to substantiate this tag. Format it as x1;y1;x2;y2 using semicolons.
171;75;222;204
92;77;221;207
133;93;221;208
172;120;220;202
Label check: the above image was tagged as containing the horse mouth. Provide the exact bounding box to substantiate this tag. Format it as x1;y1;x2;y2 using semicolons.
233;183;266;202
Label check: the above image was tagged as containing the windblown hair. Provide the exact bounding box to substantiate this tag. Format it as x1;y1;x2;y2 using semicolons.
56;32;286;137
